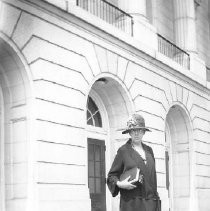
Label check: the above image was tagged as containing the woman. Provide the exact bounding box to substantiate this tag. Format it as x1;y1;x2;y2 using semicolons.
107;113;160;211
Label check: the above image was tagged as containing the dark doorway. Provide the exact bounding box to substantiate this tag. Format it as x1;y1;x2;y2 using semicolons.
88;138;106;211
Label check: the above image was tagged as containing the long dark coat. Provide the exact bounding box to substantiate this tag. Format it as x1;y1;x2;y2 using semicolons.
107;139;160;211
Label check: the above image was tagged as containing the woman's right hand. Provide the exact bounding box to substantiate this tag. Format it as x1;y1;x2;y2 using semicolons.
116;176;137;190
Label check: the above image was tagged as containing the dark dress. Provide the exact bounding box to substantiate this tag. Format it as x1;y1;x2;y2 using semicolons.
107;139;160;211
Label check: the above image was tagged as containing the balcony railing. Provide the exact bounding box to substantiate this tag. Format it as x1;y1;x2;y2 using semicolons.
158;34;190;69
207;66;210;82
76;0;133;35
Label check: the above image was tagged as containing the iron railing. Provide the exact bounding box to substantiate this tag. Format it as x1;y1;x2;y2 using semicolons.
76;0;133;35
207;66;210;82
158;34;190;69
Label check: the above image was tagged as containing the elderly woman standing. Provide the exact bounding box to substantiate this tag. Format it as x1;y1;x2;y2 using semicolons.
107;113;160;211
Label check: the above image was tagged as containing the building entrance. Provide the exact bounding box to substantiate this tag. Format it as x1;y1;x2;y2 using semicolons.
88;138;106;211
87;76;134;211
165;105;192;211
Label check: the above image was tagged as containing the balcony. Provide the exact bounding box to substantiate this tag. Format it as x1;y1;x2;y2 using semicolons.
42;0;190;70
207;66;210;82
76;1;190;70
76;0;133;35
157;34;190;70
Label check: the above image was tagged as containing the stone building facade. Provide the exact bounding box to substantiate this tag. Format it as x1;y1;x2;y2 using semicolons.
0;0;210;211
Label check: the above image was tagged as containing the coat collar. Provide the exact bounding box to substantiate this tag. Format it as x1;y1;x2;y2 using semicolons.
126;139;149;151
126;139;150;177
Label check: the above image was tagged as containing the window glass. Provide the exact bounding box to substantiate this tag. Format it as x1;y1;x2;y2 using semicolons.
89;178;95;193
95;162;101;177
87;96;102;127
95;178;101;193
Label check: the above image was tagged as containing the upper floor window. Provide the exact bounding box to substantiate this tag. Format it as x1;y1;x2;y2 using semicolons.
87;96;102;127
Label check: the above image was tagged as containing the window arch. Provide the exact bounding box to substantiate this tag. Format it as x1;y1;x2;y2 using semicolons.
87;96;102;127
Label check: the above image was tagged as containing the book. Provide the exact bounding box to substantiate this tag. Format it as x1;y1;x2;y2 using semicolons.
120;167;141;185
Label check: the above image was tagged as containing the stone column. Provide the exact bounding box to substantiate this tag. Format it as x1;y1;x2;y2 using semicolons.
127;0;147;21
173;0;197;53
118;0;157;50
174;0;206;80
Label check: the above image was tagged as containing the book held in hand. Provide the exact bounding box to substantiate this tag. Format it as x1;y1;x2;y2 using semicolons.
120;167;142;185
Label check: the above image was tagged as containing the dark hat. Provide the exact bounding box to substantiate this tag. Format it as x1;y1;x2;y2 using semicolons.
122;113;151;134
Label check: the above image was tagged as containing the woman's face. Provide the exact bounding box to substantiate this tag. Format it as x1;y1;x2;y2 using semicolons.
129;129;145;143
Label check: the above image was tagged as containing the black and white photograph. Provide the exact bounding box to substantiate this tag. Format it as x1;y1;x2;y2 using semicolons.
0;0;210;210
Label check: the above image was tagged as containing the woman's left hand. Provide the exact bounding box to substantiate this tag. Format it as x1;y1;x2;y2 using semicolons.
116;176;137;190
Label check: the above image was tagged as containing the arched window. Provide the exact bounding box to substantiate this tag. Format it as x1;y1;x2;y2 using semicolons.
87;96;102;127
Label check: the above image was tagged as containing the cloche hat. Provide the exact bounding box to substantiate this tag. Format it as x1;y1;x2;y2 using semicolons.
122;113;151;134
